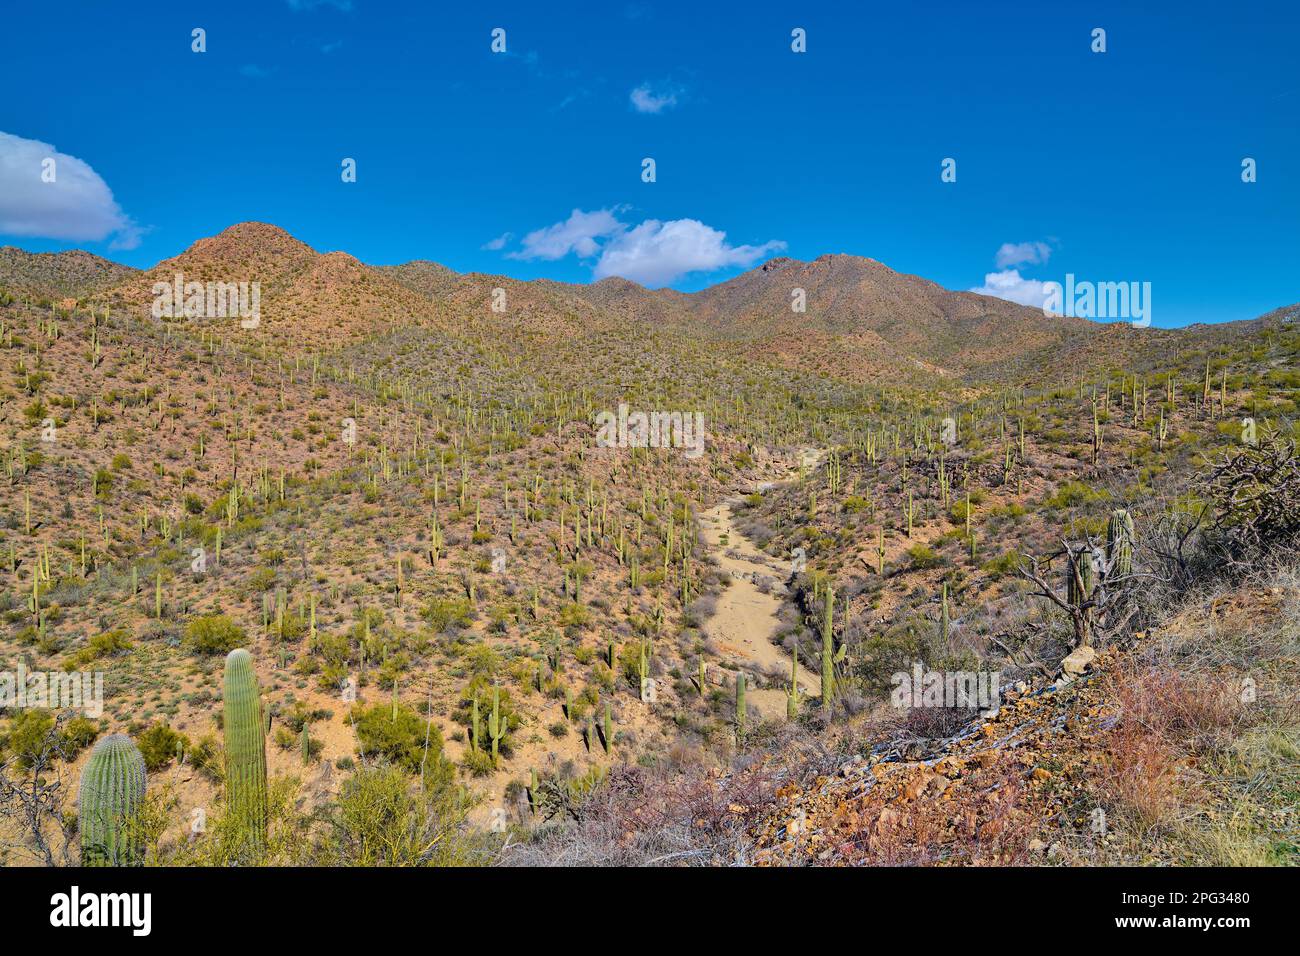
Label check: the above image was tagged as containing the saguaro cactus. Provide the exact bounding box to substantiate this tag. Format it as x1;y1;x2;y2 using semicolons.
821;584;835;717
1106;508;1135;577
939;581;950;646
1066;546;1097;647
488;686;506;766
786;646;800;719
735;672;747;744
79;735;147;866
223;648;268;859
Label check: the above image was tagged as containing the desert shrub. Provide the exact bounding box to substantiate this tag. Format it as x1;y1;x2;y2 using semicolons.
1;709;55;767
350;701;446;775
420;597;473;632
907;543;944;570
184;614;246;655
1044;480;1107;511
1204;437;1300;568
981;550;1021;579
61;717;100;756
135;722;189;771
64;627;133;669
319;763;477;866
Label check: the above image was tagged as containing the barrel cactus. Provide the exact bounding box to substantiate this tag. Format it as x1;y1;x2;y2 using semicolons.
1106;509;1135;577
223;648;268;859
79;734;147;866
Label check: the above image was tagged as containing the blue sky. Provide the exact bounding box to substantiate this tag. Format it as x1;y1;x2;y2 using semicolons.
1;0;1296;326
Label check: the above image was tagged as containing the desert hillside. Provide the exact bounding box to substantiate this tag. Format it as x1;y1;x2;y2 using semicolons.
0;225;1296;867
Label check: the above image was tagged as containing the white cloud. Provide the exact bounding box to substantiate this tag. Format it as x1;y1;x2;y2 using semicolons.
509;208;624;261
595;219;784;286
969;269;1051;308
995;240;1052;269
481;232;512;251
504;208;785;287
629;83;680;114
0;131;142;249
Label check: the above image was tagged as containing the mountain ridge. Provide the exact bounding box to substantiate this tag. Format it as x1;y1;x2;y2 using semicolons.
2;222;1294;386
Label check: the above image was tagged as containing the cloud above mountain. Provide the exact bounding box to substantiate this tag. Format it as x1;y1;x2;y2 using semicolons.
969;269;1052;308
0;131;142;249
510;208;625;261
504;207;784;286
971;240;1055;309
593;219;785;286
995;240;1052;269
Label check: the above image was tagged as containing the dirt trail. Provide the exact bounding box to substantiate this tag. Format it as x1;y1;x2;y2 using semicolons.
700;448;824;721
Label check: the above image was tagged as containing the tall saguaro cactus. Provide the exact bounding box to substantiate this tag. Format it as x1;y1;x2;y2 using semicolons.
735;672;746;744
939;581;950;646
821;584;835;717
79;735;147;866
488;686;506;766
786;646;801;720
223;648;268;859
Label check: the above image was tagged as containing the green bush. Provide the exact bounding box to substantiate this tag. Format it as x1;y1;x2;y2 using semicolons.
2;710;55;767
61;717;101;756
185;614;246;655
135;722;189;771
907;543;944;570
350;702;446;775
323;763;471;866
420;597;473;633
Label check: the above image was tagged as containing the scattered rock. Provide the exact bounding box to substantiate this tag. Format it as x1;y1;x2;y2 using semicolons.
1060;645;1097;677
